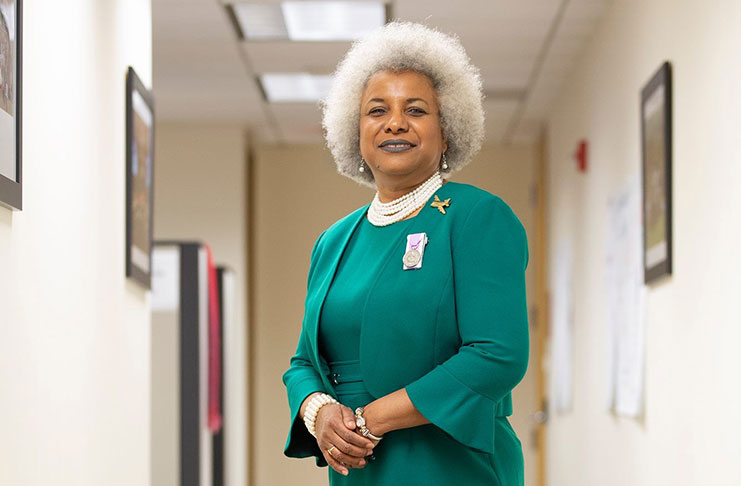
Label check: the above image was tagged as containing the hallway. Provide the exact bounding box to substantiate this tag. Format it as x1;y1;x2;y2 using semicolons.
1;1;740;485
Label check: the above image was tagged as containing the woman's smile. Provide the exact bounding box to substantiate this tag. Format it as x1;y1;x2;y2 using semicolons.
379;138;417;152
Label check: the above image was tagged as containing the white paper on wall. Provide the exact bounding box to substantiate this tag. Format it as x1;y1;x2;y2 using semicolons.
551;237;575;414
605;181;647;418
152;247;180;312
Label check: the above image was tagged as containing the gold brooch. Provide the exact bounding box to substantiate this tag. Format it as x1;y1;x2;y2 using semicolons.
430;195;451;214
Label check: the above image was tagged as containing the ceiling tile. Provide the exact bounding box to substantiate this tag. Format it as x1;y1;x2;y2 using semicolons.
241;41;352;74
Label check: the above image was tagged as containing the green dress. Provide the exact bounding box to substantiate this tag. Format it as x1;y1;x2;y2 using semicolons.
283;182;529;486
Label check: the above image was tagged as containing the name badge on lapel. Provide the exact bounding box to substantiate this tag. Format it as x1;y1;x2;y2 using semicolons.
402;232;428;270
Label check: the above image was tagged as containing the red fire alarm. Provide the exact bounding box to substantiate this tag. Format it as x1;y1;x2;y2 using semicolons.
574;140;588;173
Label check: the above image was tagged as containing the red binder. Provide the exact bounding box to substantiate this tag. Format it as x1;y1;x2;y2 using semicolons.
205;244;223;432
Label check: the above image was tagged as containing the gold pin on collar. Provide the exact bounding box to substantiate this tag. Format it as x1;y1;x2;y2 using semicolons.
430;195;451;214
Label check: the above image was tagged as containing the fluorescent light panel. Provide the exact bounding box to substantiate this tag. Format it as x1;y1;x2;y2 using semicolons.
231;2;386;41
282;2;385;41
260;73;334;102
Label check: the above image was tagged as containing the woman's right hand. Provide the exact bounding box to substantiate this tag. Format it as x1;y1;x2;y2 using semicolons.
313;401;376;476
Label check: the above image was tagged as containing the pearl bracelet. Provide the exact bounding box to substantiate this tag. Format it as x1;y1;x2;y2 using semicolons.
303;393;339;438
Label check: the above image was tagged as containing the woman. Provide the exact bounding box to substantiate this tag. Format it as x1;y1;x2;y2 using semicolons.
282;21;529;485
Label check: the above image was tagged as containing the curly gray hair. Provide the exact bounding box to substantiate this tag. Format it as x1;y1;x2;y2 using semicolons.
321;21;485;188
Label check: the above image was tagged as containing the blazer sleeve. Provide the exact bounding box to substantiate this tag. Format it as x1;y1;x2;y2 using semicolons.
405;196;530;455
282;230;330;466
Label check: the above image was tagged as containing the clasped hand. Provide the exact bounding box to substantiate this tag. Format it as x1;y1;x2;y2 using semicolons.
315;403;378;476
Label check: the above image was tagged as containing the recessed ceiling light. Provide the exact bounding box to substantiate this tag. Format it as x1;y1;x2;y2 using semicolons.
259;73;334;102
281;2;386;41
229;2;387;41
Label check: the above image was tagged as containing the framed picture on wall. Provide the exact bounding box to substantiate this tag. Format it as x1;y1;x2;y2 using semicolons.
126;67;155;289
640;61;672;284
0;0;22;210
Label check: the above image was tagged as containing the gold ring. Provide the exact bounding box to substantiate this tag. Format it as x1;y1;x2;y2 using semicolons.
327;445;338;459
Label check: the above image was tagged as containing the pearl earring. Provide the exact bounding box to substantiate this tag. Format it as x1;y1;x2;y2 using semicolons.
441;153;449;170
359;159;366;173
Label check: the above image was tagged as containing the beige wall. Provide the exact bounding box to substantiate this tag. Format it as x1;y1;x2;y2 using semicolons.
250;144;538;485
545;0;741;484
0;1;152;484
153;122;248;486
154;123;247;332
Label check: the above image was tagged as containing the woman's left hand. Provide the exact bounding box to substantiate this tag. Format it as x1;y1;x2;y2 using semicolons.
353;389;430;442
354;402;386;442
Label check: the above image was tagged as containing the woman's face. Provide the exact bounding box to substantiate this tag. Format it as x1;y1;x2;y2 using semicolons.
358;70;447;188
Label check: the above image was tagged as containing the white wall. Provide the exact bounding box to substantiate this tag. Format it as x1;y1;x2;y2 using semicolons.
153;122;248;486
0;1;152;484
545;0;741;484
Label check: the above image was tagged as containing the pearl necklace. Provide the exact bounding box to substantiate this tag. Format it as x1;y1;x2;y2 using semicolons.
367;171;443;226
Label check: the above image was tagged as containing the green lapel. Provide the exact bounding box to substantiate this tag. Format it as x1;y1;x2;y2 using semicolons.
306;203;370;384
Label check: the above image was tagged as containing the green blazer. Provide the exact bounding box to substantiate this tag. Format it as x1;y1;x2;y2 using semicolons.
282;181;529;466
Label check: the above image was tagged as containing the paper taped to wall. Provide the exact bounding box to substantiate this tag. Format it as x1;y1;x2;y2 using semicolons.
551;237;574;414
605;181;647;418
152;247;180;312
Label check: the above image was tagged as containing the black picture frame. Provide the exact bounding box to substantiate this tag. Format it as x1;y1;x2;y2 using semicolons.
640;61;672;284
0;0;22;210
126;67;155;289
